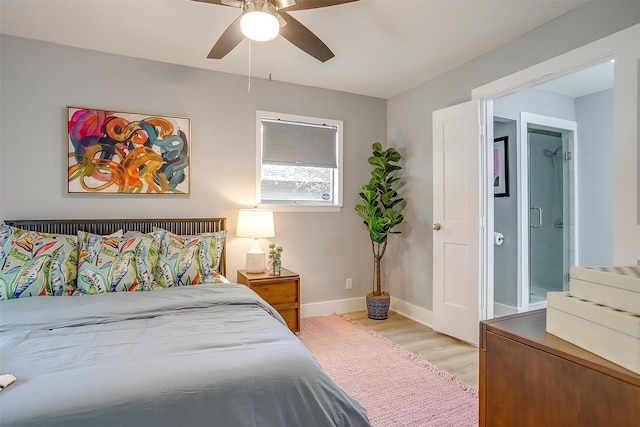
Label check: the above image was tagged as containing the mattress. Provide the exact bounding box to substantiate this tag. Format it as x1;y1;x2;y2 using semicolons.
0;284;370;426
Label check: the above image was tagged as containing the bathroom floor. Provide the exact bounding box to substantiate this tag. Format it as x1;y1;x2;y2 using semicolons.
529;286;550;310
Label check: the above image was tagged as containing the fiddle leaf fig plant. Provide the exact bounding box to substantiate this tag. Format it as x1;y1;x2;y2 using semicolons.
355;142;405;297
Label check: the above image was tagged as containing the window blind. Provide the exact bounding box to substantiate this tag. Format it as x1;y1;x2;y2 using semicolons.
262;119;337;168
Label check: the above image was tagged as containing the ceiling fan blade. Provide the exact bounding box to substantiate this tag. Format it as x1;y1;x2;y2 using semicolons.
276;12;287;27
278;11;334;62
207;16;244;59
191;0;243;7
282;0;358;11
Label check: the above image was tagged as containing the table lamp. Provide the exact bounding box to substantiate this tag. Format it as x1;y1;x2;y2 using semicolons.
236;208;275;273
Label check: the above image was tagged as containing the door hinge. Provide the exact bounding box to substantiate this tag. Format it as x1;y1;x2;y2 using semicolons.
565;151;572;161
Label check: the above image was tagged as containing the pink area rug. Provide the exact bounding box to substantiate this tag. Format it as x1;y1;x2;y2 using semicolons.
297;314;478;427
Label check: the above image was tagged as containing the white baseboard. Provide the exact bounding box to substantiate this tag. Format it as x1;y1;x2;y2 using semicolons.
301;296;433;329
494;301;543;317
493;302;519;317
528;300;547;311
301;297;366;318
390;297;433;328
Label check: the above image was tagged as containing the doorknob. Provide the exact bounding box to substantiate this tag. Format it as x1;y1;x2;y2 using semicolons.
432;223;441;231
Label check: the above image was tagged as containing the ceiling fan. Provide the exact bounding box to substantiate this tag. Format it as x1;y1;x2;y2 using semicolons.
192;0;360;62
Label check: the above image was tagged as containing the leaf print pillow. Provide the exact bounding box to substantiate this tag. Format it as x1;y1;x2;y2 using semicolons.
76;231;158;294
0;225;78;300
150;228;226;288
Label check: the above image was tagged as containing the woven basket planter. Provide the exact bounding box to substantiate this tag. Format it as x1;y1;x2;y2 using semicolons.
366;292;390;320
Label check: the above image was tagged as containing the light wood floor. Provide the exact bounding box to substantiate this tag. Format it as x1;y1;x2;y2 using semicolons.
347;310;479;388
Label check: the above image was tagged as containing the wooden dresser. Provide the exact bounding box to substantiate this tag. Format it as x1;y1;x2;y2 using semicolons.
237;268;300;333
480;310;640;426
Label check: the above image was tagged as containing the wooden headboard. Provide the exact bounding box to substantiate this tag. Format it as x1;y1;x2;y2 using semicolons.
3;218;227;276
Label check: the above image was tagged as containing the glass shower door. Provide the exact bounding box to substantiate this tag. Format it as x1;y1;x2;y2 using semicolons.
528;129;567;304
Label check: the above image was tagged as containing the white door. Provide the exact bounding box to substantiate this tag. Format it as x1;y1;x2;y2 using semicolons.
433;100;483;346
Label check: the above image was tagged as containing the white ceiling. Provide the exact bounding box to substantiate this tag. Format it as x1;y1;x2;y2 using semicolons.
0;0;597;99
535;60;615;98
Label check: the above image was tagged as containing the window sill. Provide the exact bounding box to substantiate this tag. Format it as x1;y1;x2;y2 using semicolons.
257;204;342;213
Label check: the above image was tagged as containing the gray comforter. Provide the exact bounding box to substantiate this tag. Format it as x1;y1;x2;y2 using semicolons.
0;284;370;426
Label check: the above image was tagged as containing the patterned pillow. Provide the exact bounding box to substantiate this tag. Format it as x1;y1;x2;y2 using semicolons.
76;231;158;294
151;228;226;288
0;225;78;300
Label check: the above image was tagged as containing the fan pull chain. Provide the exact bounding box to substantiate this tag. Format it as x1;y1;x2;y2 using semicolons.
269;40;272;83
248;39;252;93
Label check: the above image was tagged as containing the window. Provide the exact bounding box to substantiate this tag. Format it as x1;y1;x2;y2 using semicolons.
256;111;343;211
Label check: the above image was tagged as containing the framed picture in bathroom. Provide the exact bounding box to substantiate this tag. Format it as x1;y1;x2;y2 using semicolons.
493;136;509;197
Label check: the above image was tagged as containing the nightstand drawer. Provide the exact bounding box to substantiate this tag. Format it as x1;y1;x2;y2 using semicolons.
251;279;299;305
236;269;300;333
279;308;300;332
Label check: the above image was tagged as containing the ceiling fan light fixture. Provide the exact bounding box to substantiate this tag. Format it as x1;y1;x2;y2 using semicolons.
241;1;280;42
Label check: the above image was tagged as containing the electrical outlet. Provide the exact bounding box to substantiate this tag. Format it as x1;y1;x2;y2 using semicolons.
346;278;352;290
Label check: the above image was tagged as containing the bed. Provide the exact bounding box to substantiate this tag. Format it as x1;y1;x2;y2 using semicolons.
0;218;370;427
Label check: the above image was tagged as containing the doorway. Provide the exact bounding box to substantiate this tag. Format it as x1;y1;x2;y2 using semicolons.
431;24;638;343
490;59;614;316
520;115;578;311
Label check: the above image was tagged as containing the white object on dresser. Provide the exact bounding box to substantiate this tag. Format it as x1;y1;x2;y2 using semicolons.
569;265;640;315
546;292;640;375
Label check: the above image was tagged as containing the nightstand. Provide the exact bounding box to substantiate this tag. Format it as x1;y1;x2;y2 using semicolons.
237;268;300;333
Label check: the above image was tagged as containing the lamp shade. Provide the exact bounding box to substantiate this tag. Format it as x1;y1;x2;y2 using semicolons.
236;209;275;238
240;1;279;42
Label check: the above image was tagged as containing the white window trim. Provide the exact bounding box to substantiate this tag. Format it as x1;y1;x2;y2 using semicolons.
255;110;343;212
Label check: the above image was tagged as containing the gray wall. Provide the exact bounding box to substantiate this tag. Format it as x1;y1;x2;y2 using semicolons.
576;89;614;265
493;120;518;307
0;35;387;306
386;1;639;312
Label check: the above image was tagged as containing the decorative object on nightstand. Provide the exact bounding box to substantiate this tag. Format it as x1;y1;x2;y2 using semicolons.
236;208;275;273
237;268;300;332
355;142;405;320
268;243;283;276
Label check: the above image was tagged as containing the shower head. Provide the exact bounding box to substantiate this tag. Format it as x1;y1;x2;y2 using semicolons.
543;147;561;158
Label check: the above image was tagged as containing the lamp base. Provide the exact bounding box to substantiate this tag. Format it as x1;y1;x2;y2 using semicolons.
246;251;266;274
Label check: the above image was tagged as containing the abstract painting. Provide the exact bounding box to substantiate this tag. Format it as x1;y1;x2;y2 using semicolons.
67;107;190;194
493;136;509;197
